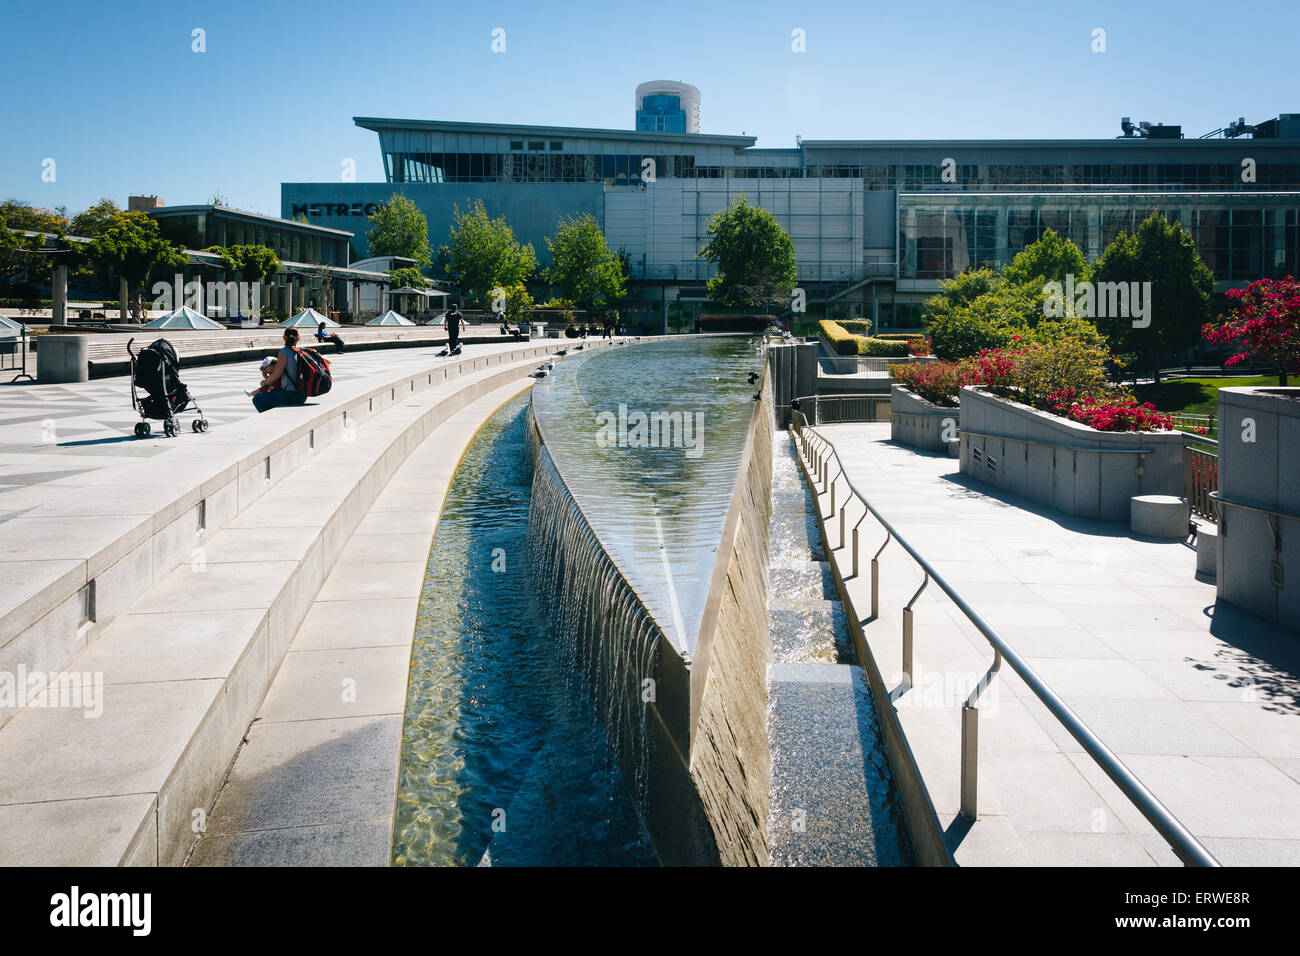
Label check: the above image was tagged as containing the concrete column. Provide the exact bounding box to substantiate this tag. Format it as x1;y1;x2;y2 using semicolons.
119;277;130;322
352;283;361;323
52;263;68;324
283;281;293;317
37;335;89;384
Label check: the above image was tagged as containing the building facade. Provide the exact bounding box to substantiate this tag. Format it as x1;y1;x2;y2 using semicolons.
283;112;1300;330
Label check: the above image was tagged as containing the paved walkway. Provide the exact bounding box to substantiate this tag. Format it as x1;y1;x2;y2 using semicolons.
812;422;1300;866
0;342;539;509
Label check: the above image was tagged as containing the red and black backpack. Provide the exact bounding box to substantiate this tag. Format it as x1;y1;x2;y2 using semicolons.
290;347;332;397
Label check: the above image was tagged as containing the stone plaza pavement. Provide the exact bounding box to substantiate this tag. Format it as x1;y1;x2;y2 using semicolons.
0;345;508;501
813;422;1300;867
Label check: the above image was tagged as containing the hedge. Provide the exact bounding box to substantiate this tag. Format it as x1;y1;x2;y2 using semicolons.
819;319;911;357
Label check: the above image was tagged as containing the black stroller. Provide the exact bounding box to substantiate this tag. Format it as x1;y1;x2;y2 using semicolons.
128;338;209;438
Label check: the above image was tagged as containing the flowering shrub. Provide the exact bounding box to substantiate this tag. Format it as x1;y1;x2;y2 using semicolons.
1049;394;1175;432
907;336;930;356
1202;276;1300;384
888;359;976;406
892;336;1174;432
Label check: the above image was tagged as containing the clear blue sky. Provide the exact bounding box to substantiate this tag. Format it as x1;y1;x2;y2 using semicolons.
2;0;1297;219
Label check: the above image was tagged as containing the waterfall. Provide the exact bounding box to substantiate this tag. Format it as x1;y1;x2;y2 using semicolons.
526;425;665;821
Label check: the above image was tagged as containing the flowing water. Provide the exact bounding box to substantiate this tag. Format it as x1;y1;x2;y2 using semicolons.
391;391;656;866
529;336;763;654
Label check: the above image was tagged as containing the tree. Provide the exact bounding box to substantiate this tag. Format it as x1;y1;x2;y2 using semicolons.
1203;276;1300;385
1091;212;1213;381
698;193;797;311
366;193;431;268
386;266;429;289
543;213;626;310
0;198;70;235
441;200;536;307
489;282;535;324
1002;228;1089;287
207;244;281;284
70;198;122;239
80;211;188;321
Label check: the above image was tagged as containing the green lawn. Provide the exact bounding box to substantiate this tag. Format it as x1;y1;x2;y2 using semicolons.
1131;376;1275;416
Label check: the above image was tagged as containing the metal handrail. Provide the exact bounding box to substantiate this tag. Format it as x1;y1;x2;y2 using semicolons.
790;411;1220;867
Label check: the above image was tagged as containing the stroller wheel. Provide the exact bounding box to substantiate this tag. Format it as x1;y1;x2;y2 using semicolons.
134;422;150;439
193;419;208;433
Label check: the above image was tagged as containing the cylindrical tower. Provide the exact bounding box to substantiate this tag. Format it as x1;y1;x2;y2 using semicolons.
635;81;700;134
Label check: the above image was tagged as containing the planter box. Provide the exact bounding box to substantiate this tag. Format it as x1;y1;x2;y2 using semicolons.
958;387;1184;522
1215;386;1300;633
890;384;958;452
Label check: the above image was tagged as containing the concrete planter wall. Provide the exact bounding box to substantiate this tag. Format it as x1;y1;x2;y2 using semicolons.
890;384;957;452
958;387;1184;522
1215;386;1300;633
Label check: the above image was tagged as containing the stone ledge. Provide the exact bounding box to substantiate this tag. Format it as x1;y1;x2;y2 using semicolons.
0;352;560;865
0;341;582;723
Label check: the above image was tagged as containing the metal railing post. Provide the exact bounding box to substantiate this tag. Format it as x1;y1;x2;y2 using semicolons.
960;703;980;820
871;531;891;619
901;572;928;688
961;650;1002;821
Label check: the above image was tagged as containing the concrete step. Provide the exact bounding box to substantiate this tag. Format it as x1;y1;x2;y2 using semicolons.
0;352;560;865
0;341;579;729
186;378;533;867
767;662;910;865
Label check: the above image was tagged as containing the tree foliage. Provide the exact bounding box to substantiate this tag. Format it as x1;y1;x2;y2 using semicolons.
698;193;797;311
543;213;626;310
489;281;535;324
1090;212;1213;372
1002;228;1089;286
366;193;432;268
207;244;281;284
441;200;536;307
80;210;188;319
1203;275;1300;385
386;266;429;289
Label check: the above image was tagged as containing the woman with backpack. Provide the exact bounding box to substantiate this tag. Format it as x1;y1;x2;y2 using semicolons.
252;327;310;412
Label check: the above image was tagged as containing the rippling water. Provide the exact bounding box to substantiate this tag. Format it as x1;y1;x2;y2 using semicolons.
530;336;764;652
391;392;656;866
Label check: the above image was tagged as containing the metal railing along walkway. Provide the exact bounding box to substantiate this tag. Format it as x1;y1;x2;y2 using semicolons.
790;411;1220;867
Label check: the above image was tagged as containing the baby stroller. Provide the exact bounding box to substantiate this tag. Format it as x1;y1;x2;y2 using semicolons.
128;338;209;438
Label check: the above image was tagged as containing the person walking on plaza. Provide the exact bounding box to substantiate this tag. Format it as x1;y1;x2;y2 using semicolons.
316;322;345;354
252;327;309;412
446;302;464;354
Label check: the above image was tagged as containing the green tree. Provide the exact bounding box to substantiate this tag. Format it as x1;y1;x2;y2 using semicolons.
441;200;537;307
699;193;797;311
0;198;70;235
81;211;188;321
366;193;432;268
489;281;535;324
386;266;429;289
1002;228;1089;287
207;244;281;284
70;198;122;239
543;213;626;310
1091;211;1213;381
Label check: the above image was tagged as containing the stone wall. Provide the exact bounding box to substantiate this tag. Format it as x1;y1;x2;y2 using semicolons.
1216;386;1300;632
687;377;774;866
959;387;1185;522
890;383;957;452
